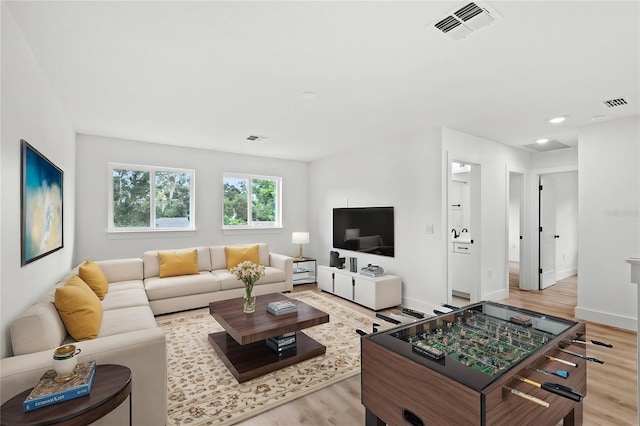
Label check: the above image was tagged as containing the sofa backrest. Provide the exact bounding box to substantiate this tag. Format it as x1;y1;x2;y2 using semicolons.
143;246;212;279
209;243;270;270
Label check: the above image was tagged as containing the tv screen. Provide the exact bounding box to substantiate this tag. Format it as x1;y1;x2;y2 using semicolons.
333;207;394;257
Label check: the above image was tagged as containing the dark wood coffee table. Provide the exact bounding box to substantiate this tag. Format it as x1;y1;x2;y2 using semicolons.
208;293;329;382
0;364;132;426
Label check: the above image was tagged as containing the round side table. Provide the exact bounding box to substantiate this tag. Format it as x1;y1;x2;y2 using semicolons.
1;364;132;426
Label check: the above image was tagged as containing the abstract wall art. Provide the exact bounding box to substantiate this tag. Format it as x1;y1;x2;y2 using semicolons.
21;140;63;265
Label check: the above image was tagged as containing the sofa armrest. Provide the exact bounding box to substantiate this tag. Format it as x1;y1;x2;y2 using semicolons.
269;253;293;291
1;328;167;426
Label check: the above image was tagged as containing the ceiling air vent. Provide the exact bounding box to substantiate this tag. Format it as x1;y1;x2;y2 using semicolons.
246;135;269;143
432;2;502;40
602;97;628;108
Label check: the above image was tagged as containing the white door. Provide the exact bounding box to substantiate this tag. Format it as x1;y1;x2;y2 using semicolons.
539;175;557;289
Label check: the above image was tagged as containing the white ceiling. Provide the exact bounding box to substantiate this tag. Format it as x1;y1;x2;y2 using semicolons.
6;1;639;162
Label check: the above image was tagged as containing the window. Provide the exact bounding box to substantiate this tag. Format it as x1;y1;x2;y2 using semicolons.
223;173;281;229
109;163;195;231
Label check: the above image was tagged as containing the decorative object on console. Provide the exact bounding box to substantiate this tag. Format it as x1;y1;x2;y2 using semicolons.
329;250;345;269
229;260;265;313
360;264;384;277
23;360;96;412
21;139;64;266
291;232;310;260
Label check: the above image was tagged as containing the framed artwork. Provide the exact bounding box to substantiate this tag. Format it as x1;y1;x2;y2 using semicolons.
21;140;64;265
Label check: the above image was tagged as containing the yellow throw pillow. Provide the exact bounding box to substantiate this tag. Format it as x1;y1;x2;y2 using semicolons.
55;276;103;341
78;260;108;300
158;250;199;278
225;245;261;269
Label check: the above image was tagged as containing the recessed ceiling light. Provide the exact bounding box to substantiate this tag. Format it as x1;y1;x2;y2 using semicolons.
548;116;568;124
301;92;317;99
591;114;606;121
536;138;550;144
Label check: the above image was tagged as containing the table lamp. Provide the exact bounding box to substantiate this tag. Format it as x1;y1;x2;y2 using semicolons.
291;232;310;260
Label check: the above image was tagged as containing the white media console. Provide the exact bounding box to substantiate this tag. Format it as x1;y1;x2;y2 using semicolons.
317;266;402;310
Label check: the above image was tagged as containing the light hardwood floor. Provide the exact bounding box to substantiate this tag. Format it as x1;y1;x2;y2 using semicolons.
237;269;638;425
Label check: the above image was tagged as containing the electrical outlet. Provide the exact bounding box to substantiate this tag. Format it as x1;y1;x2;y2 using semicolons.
488;269;493;279
425;224;434;234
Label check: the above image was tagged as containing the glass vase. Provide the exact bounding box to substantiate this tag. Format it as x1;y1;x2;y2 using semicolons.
243;284;256;313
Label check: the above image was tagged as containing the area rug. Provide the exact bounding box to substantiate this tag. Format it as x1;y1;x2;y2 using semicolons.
156;291;383;425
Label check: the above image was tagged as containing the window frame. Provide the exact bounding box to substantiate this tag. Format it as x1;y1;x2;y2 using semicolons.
108;163;196;233
222;172;282;230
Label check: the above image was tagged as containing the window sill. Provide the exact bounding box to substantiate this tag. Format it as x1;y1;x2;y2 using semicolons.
222;227;282;235
107;228;196;239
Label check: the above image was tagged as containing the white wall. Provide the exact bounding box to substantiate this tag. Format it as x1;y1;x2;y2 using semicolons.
554;171;578;280
442;128;531;302
309;129;446;313
1;5;76;358
576;117;639;331
75;134;309;263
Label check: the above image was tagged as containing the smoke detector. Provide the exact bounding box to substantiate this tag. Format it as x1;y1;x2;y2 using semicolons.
432;2;502;40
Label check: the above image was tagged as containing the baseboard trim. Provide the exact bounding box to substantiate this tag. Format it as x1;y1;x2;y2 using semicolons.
574;306;637;331
556;268;577;281
483;288;509;302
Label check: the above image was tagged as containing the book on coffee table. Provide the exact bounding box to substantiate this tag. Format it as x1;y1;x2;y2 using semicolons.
23;361;96;412
267;300;298;315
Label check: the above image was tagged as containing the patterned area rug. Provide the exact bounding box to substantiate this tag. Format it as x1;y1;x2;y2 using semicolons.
156;291;382;425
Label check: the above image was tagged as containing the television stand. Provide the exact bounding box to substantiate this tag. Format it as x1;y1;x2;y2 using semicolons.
317;266;402;310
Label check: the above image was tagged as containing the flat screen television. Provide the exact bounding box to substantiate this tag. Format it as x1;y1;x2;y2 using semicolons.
333;207;394;257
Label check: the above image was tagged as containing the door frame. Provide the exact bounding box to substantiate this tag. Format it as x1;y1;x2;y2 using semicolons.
525;165;578;291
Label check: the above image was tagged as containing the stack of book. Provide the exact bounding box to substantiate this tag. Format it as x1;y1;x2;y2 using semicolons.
267;300;298;316
23;360;97;412
266;332;297;353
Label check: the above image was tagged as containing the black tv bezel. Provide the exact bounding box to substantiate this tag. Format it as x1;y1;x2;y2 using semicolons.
332;206;395;258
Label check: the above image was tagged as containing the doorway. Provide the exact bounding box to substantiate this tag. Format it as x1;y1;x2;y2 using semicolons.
448;160;481;305
508;173;523;288
538;171;578;289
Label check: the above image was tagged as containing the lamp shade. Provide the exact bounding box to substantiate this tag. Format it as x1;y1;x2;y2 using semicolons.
291;232;310;245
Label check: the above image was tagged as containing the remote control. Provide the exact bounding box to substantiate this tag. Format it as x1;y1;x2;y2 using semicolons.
401;308;425;319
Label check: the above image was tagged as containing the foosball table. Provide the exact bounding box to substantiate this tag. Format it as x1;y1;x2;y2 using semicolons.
361;301;608;425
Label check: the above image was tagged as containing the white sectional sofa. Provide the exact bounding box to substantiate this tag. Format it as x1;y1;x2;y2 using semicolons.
1;243;293;425
144;244;293;315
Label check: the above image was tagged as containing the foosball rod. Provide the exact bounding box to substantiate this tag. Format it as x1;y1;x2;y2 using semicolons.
564;339;613;348
513;375;583;402
545;355;577;368
556;347;605;364
503;386;549;408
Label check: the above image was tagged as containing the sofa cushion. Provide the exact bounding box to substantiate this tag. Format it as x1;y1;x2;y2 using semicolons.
224;245;260;269
144;247;211;279
214;266;286;290
54;276;103;341
98;306;158;337
78;260;109;300
210;243;271;270
101;288;150;311
10;300;67;356
144;272;221;301
158;249;199;278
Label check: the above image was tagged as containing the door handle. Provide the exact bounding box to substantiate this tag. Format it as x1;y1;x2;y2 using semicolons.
554;235;560;239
